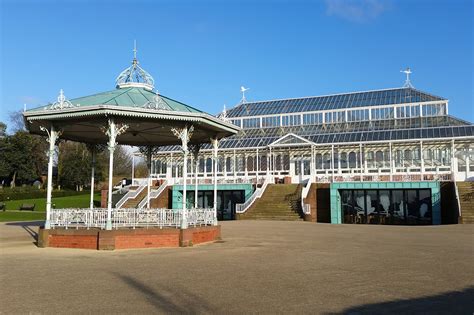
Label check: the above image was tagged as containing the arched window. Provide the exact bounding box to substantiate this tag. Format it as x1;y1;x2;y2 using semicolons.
275;155;282;171
340;152;348;168
199;158;205;173
206;157;212;173
348;152;357;168
283;155;290;170
404;149;412;162
247;156;254;172
260;155;267;171
316;153;323;169
218;156;224;172
226;157;232;172
375;150;384;167
323;153;331;169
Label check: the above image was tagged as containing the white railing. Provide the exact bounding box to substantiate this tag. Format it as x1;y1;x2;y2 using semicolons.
302;204;311;215
49;208;216;229
116;185;147;209
235;177;272;213
132;178;148;186
50;208;108;229
300;179;312;215
187;208;215;227
453;175;462;217
137;180;169;209
113;208;181;229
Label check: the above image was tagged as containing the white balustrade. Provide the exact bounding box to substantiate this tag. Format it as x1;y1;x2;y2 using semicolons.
300;179;312;215
235;177;271;213
49;208;215;229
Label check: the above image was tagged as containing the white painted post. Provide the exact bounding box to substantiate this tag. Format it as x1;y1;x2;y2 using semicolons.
389;142;393;182
359;143;363;182
420;141;424;181
106;122;115;230
171;126;193;229
212;137;219;225
90;147;95;210
147;147;152;209
331;145;335;182
104;118;129;230
131;154;135;183
42;125;60;229
192;145;200;208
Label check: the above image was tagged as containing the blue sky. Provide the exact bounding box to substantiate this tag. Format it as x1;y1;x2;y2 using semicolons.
1;0;472;130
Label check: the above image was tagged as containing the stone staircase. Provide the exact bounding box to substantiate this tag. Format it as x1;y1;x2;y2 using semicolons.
458;182;474;224
240;184;303;221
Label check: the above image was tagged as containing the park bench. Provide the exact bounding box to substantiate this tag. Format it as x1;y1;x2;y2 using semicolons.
19;204;35;211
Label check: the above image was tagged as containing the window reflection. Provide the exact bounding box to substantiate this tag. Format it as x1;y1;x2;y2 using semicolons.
340;189;432;225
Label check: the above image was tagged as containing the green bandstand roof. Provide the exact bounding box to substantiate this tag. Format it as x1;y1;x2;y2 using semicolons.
27;87;202;113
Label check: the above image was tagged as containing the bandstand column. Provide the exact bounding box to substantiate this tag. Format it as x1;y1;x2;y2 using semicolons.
103;118;129;230
41;125;61;229
191;145;200;208
146;146;152;209
172;125;194;229
90;146;96;209
211;137;219;225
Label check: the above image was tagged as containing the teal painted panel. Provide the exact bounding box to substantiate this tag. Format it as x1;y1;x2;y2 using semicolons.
330;181;441;225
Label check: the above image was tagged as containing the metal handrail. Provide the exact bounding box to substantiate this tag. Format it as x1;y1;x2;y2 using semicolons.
300;179;312;215
116;185;147;209
137;180;169;209
235;177;271;213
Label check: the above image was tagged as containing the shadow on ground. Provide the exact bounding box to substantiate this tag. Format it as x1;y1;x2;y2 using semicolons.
112;272;215;313
333;286;474;315
6;221;42;245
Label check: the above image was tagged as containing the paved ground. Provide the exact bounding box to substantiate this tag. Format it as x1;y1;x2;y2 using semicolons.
0;220;473;314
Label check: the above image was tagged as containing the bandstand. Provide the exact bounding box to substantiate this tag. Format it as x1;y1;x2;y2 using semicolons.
23;50;239;249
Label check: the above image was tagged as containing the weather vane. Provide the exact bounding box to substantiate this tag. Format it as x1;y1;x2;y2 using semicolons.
400;67;413;88
133;40;137;62
240;86;250;104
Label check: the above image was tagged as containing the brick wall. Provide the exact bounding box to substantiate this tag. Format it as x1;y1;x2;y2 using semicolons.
38;225;221;250
150;187;170;208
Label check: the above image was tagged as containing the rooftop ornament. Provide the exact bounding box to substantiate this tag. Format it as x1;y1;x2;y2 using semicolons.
47;89;78;110
401;67;414;88
115;41;155;90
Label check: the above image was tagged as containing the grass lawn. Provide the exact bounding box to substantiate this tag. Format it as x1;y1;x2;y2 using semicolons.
1;193;101;223
4;193;101;212
0;211;45;222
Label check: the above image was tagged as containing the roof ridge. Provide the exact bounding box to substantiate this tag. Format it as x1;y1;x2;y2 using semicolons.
228;86;446;109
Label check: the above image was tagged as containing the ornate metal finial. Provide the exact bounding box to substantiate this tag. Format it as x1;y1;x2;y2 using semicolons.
217;104;230;122
115;41;155;90
48;89;77;110
142;94;170;110
401;67;414;88
133;40;137;60
240;86;249;104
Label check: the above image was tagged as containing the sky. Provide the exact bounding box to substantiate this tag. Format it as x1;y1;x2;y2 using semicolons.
0;0;473;132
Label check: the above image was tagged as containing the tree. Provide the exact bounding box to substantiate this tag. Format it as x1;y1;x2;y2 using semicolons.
58;142;106;191
2;131;48;186
8;110;25;133
0;121;6;138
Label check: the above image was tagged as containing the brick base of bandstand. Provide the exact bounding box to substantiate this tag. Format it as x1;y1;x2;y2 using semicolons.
38;225;221;250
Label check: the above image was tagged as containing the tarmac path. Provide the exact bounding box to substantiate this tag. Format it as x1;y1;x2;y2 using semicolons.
1;220;473;314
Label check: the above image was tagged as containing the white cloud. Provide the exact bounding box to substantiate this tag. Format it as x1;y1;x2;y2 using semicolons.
325;0;390;23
